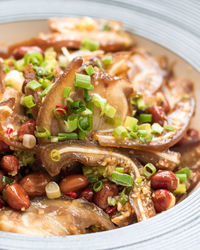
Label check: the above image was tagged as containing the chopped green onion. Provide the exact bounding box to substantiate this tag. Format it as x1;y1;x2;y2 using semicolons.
115;167;124;173
135;177;143;184
152;123;164;134
143;163;156;178
175;173;187;183
85;65;95;76
24;51;43;66
175;167;191;178
2;176;14;185
174;184;186;194
35;126;50;138
81;108;93;116
113;126;128;138
129;131;137;139
40;83;54;97
93;181;103;192
107;197;116;206
164;124;176;131
102;23;111;31
124;116;138;131
138;123;151;134
58;133;78;140
104;104;116;118
137;130;147;137
74;73;93;90
92;94;107;116
78;116;90;132
139;114;152;123
81;38;99;51
137;98;146;110
63;87;72;97
84;89;93;102
48;136;59;143
22;95;36;108
50;149;60;162
82;166;98;183
39;78;51;89
95;59;105;72
52;108;68;120
78;130;87;140
111;171;133;186
119;189;128;205
102;56;112;66
69;100;86;114
14;59;24;71
3;64;10;73
63;115;78;132
26;80;41;91
97;166;105;176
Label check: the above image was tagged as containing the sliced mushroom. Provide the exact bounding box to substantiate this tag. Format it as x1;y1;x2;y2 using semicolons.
37;140;156;222
8;18;134;54
128;149;180;171
0;197;115;235
36;57;83;142
94;97;195;151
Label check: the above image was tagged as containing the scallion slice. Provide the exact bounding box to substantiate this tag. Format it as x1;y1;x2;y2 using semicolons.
24;51;43;66
92;94;107;116
63;115;78;132
2;176;14;185
74;73;94;90
107;196;116;206
175;167;191;178
104;104;116;118
137;98;146;110
143;163;156;178
52;107;68;120
84;89;93;102
69;100;86;114
113;126;128;138
119;189;128;205
40;83;54;97
111;171;133;186
102;56;113;66
139;114;152;123
26;80;41;91
174;184;186;194
115;167;124;173
164;124;176;131
22;95;36;108
175;173;187;183
124;116;138;131
93;181;103;192
81;38;99;51
50;149;61;162
85;65;95;76
63;87;72;97
35;126;50;138
58;133;78;140
152;123;164;134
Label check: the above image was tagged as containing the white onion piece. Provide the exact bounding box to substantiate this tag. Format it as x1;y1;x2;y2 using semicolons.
45;182;61;199
22;134;36;149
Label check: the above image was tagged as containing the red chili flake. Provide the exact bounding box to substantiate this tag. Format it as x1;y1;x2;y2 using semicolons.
6;127;13;135
55;105;69;114
106;205;117;214
65;192;77;199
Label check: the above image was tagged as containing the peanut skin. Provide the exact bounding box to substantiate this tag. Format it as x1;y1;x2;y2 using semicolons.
59;175;88;193
152;189;176;212
151;170;178;191
5;183;30;211
1;155;19;176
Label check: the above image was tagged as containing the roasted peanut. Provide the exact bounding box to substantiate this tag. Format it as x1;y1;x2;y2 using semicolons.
0;141;9;152
59;174;88;193
13;46;44;59
151;170;178;191
19;172;50;197
1;155;19;176
0;171;5;192
5;183;30;211
94;182;118;210
79;187;94;201
18;119;36;140
152;189;176;212
148;105;166;126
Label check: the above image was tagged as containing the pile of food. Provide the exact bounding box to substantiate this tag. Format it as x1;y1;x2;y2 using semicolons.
0;17;199;236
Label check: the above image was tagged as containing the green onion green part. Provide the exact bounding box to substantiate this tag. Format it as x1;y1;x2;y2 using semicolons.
174;184;186;194
81;38;99;52
175;173;187;183
152;123;164;134
139;114;152;123
74;73;94;90
175;167;191;178
107;196;116;206
164;124;176;131
22;95;36;108
50;149;61;162
63;87;72;97
85;65;95;76
102;56;113;66
111;171;133;186
35;126;50;138
93;181;103;192
143;163;156;178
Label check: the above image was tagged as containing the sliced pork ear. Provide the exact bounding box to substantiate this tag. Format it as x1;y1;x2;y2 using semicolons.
95;97;195;151
128;149;180;171
37;140;156;222
162;78;194;109
8;18;134;54
0;197;115;235
128;52;167;96
36;57;83;142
